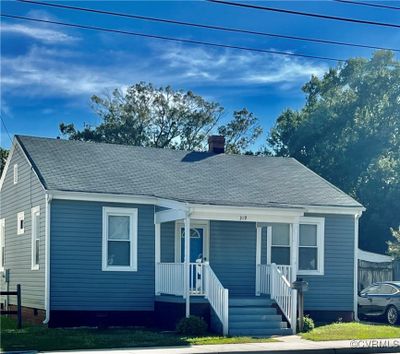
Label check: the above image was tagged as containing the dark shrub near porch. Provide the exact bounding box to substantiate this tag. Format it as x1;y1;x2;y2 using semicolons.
176;316;208;336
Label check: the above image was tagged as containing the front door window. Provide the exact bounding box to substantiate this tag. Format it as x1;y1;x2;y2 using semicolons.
180;227;204;262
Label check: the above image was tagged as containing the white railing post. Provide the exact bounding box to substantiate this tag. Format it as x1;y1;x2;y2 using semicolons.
255;226;262;296
155;223;161;295
223;288;229;336
270;263;276;299
184;216;191;316
291;288;298;334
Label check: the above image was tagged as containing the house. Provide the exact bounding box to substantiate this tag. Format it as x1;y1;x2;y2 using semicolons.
0;135;365;336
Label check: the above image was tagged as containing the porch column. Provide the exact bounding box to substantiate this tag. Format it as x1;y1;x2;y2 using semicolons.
155;223;161;295
184;215;191;317
255;226;262;296
291;218;299;283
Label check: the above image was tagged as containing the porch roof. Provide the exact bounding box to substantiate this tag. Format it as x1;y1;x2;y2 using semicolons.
16;135;362;210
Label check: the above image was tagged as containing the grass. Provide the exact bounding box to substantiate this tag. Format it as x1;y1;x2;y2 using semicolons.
302;322;400;341
0;317;277;351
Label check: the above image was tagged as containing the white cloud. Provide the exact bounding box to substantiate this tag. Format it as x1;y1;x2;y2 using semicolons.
1;41;329;99
159;44;328;87
1;23;79;44
1;46;162;97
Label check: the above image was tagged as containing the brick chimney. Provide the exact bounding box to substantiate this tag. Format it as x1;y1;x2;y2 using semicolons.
208;135;225;154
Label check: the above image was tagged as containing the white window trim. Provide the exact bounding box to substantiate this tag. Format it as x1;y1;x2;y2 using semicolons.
102;207;138;272
297;217;325;276
174;220;210;263
0;219;5;272
31;206;40;270
13;164;18;185
17;211;24;235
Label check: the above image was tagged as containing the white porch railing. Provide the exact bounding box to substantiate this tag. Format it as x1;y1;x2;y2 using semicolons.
270;263;297;334
204;263;229;336
257;264;293;294
156;262;185;296
277;265;293;285
156;262;228;335
156;262;207;296
258;264;271;294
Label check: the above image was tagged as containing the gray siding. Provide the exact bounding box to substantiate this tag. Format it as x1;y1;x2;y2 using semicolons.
0;145;46;309
302;214;355;311
160;222;175;263
50;200;155;311
210;221;256;296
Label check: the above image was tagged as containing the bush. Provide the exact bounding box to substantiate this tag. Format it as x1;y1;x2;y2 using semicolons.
176;316;208;336
302;315;315;333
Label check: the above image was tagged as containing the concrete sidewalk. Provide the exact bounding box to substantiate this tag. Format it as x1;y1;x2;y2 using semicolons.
41;336;400;354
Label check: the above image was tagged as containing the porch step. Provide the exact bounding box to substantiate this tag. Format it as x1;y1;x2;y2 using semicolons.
229;321;288;329
230;313;281;322
229;306;276;315
228;296;290;337
229;297;272;307
229;328;293;337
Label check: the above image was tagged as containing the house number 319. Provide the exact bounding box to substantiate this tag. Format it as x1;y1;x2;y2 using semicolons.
239;216;248;221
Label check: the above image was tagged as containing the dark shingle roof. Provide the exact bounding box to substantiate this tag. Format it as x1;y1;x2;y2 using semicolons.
17;135;362;209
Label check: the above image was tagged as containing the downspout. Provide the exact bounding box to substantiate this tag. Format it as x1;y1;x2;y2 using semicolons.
353;212;362;322
43;192;52;324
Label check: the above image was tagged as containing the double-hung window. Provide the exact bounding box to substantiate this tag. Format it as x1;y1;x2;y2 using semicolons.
0;219;5;272
102;207;138;271
31;206;40;270
298;217;324;275
269;224;291;265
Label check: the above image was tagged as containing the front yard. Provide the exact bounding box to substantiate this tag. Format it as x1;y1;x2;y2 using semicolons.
302;322;400;341
0;317;277;352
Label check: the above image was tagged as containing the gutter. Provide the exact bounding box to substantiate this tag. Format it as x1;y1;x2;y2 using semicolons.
43;192;52;324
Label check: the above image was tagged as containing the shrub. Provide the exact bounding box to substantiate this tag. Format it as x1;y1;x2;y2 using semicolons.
176;316;208;336
302;315;315;333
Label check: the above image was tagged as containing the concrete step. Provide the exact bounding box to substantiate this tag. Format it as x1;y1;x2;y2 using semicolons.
229;306;276;315
229;321;287;329
229;313;282;322
229;327;293;337
229;297;273;307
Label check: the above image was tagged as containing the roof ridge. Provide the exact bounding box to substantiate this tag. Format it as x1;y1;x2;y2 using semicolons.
15;135;289;160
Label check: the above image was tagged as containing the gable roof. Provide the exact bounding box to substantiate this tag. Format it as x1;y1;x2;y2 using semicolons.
15;135;362;210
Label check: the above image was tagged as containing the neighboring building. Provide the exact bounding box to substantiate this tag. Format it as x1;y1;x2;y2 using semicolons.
358;249;393;291
0;135;364;336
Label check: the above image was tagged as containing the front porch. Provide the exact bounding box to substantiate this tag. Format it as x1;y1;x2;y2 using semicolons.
154;204;304;336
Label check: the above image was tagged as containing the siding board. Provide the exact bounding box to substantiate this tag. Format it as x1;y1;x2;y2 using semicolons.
50;200;155;311
0;145;46;309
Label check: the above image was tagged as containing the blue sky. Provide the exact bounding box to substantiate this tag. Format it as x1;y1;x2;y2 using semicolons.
1;0;399;149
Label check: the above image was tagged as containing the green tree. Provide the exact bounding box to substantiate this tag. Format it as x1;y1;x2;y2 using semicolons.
0;148;8;178
267;51;400;253
387;228;400;259
61;82;262;154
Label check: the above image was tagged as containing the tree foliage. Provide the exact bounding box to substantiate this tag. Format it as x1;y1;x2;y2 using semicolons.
0;148;9;178
60;82;262;154
267;51;400;253
387;228;400;259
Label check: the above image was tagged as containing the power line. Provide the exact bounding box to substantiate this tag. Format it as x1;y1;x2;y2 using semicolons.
15;0;400;52
1;13;347;62
0;115;13;144
334;0;400;10
207;0;400;29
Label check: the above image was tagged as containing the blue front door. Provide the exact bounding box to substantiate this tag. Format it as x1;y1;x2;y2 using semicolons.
180;227;204;262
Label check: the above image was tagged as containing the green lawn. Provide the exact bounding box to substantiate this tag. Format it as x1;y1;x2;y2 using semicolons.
302;322;400;341
0;317;277;351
